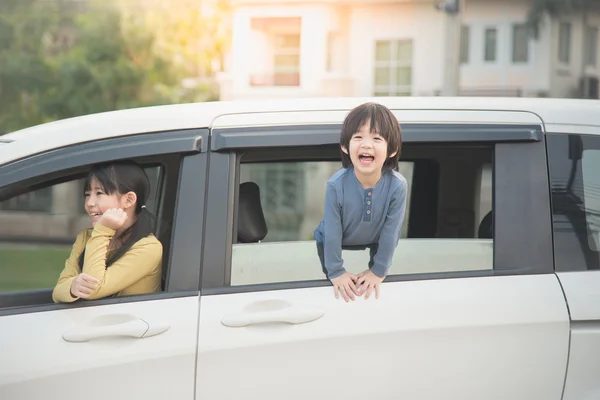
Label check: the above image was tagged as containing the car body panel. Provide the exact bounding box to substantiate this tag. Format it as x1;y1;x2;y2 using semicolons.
196;274;569;400
0;296;199;400
557;272;600;400
2;97;600;399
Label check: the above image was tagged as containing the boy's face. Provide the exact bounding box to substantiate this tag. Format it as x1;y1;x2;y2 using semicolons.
341;121;396;179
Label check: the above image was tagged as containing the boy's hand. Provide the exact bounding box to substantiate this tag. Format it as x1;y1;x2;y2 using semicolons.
330;272;360;302
356;270;384;299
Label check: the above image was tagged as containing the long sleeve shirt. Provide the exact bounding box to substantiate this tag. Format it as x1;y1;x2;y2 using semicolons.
314;166;408;279
52;224;163;303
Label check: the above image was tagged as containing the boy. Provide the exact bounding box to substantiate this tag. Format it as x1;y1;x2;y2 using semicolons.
314;102;407;301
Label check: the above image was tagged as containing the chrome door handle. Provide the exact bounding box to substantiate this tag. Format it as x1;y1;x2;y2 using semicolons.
63;318;170;342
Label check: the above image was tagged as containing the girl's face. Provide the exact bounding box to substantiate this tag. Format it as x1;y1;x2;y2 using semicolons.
342;121;396;181
84;178;128;226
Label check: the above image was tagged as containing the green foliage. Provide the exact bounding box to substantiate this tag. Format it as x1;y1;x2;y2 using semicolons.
0;0;228;133
527;0;591;39
0;245;71;292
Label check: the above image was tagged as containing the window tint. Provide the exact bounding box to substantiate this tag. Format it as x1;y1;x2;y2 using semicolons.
512;24;529;63
0;166;162;293
585;26;598;66
558;22;571;64
548;133;600;271
484;28;497;62
240;161;414;242
231;145;493;287
460;25;470;64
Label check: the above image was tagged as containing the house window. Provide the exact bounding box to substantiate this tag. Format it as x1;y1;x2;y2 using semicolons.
273;34;300;85
373;39;412;96
558;22;571;64
326;32;335;72
249;17;301;87
460;25;470;64
585;26;597;66
512;24;529;63
484;28;497;62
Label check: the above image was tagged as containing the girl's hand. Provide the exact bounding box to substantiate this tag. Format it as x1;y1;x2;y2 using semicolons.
70;273;99;298
356;270;384;299
97;208;128;231
330;272;360;302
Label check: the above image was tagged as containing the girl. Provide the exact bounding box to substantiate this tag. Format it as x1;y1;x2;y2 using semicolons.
314;102;407;302
52;160;163;303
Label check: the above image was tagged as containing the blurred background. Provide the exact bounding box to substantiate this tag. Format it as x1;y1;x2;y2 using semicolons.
2;0;599;135
0;0;598;291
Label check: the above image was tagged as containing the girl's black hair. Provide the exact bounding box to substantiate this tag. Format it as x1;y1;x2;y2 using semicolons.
340;102;402;171
78;160;156;269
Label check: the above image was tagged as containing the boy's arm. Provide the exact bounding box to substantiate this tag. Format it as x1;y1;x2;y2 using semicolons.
371;180;408;278
323;182;345;279
82;224;162;300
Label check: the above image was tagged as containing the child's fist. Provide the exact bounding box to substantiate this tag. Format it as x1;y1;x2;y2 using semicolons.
97;208;128;231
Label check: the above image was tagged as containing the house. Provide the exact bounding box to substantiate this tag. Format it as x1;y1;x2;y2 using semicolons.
3;0;600;242
217;0;600;100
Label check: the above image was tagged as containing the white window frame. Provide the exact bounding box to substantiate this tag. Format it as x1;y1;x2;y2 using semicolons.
372;39;413;96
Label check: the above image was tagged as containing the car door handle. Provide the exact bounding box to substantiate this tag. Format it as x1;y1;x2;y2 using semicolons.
62;318;170;342
221;307;324;327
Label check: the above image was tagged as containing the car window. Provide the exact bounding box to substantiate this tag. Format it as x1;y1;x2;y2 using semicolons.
548;133;600;271
0;166;162;294
239;161;414;241
230;144;494;286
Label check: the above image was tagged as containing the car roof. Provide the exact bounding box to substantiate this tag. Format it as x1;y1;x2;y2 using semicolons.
2;96;600;166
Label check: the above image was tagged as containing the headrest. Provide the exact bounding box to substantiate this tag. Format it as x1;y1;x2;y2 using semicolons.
478;211;493;239
237;182;268;243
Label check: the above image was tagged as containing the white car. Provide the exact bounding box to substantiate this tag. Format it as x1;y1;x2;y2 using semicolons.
0;97;599;400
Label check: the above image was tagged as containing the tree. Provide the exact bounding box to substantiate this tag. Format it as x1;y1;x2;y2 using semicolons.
0;0;230;133
0;0;63;131
527;0;596;39
43;0;177;118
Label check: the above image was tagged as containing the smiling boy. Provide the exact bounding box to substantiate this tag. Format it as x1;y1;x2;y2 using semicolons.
313;102;407;301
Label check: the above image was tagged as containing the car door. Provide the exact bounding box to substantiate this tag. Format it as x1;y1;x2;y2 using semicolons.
195;116;570;399
547;130;600;400
0;129;207;400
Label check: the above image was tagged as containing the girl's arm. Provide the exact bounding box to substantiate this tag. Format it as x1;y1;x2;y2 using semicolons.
82;224;162;300
371;180;408;278
52;231;88;303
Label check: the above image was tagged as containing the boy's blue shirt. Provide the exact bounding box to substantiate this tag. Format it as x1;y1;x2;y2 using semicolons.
314;165;408;279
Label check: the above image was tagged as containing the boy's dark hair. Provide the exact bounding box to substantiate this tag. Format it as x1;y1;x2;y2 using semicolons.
78;160;156;269
340;102;402;171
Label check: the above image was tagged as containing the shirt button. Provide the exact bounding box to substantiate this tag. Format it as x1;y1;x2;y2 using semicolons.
368;192;372;196
367;201;371;205
366;210;371;215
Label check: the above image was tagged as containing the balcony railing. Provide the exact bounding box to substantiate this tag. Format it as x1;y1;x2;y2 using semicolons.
433;87;523;97
250;73;300;87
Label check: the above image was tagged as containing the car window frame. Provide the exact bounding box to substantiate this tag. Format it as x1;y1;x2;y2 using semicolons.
547;131;600;272
0;129;209;316
201;122;552;294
